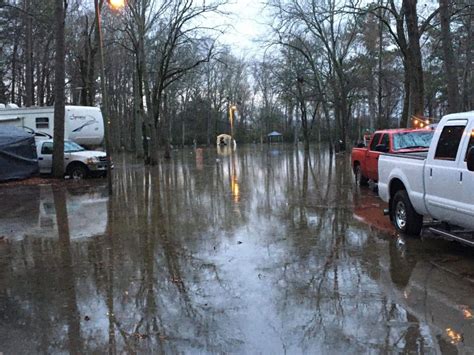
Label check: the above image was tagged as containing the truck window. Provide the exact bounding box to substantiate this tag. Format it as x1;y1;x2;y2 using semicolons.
465;130;474;161
41;142;53;155
434;125;466;161
36;117;49;129
380;134;389;148
392;131;433;150
370;133;382;151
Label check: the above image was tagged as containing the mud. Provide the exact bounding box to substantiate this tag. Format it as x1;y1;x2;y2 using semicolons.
1;146;474;353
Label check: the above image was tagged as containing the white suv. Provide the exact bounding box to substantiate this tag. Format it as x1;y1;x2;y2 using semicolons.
36;139;110;179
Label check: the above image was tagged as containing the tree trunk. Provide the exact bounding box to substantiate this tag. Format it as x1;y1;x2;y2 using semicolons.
461;8;473;111
368;70;377;129
141;42;154;164
133;71;144;157
150;123;160;165
11;39;18;103
377;5;385;128
24;0;34;106
439;0;459;113
321;101;334;155
296;79;310;152
163;115;171;159
164;91;172;158
392;3;410;127
23;0;33;107
401;62;411;127
403;0;424;118
38;38;51;106
52;0;66;178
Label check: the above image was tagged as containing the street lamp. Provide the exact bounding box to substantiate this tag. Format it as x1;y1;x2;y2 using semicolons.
109;0;125;9
94;0;125;193
229;104;237;147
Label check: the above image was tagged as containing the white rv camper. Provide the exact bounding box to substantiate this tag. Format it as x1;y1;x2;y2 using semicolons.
0;104;104;146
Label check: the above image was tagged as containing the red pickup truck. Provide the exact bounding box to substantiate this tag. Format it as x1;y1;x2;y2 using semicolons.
351;128;433;185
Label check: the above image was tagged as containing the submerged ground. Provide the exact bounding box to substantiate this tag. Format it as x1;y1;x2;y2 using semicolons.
1;145;474;353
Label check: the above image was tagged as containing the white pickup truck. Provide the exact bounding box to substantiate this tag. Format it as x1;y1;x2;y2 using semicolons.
378;111;474;238
36;139;109;179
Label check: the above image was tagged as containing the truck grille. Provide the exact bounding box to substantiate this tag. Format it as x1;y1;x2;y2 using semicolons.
99;156;107;162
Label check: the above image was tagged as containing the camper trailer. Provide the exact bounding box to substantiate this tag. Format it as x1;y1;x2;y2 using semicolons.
0;104;104;147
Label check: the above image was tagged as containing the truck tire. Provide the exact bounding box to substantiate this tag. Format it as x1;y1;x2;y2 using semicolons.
67;163;88;180
391;190;422;236
354;164;369;186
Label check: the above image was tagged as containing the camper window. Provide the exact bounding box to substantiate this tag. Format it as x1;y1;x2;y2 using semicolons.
36;117;49;129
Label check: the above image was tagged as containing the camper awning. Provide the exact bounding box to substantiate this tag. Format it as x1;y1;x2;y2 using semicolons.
0;115;21;122
267;131;282;137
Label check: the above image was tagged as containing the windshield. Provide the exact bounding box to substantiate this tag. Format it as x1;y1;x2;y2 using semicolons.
64;141;85;152
393;131;434;151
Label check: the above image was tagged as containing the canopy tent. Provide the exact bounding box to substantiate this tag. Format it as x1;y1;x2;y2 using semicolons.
0;126;38;181
267;131;283;143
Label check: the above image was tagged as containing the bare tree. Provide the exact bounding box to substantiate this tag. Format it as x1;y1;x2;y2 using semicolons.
269;0;361;150
147;0;224;162
366;0;440;125
52;0;66;178
439;0;459;113
23;0;33;106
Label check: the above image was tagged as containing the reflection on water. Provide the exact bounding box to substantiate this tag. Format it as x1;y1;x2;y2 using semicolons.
1;146;474;353
0;183;108;241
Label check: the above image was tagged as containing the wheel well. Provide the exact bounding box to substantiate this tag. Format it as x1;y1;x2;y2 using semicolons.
353;161;360;171
389;178;406;199
66;161;88;173
388;178;406;221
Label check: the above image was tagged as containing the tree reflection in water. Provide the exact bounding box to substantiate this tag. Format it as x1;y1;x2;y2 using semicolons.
1;146;474;353
53;187;83;354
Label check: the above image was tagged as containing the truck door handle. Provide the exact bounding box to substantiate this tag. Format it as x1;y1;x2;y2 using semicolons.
38;157;43;160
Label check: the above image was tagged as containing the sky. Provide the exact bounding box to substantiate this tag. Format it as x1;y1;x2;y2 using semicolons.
206;0;270;58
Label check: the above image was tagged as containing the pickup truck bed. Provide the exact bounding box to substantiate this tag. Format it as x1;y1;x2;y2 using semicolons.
382;151;428;160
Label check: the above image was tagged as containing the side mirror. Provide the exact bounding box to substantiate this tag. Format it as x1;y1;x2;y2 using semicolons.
467;147;474;172
356;142;365;148
375;144;389;153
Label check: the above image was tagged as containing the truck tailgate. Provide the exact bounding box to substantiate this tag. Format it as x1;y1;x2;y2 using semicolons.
378;153;427;215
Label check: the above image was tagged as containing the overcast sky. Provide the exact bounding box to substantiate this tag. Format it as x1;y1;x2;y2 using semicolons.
208;0;270;58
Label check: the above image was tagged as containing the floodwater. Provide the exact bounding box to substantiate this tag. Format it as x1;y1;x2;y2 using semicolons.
1;145;474;354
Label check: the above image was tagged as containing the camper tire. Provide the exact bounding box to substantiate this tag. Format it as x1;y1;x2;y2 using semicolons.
67;163;88;180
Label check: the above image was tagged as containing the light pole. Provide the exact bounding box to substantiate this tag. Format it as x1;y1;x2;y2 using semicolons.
94;0;125;194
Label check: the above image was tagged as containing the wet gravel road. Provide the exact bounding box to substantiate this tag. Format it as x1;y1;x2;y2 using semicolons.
1;145;474;354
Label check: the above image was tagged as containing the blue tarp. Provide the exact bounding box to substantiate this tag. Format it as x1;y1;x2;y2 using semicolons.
0;126;38;181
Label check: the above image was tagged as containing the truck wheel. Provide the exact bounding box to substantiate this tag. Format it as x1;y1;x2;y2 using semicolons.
67;164;88;180
354;165;369;186
391;190;422;236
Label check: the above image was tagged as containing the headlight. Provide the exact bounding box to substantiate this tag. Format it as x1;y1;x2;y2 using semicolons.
86;157;98;165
